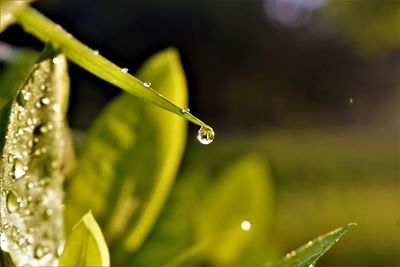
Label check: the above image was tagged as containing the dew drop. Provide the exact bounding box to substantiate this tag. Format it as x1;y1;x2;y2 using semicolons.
13;159;26;179
26;181;34;190
121;67;129;73
349;98;354;104
143;81;151;88
40;97;50;105
93;50;100;55
7;154;14;163
52;57;60;64
18;90;31;106
197;125;215;145
308;264;314;267
180;107;190;114
34;245;48;259
40;84;46;91
240;220;252;231
6;191;20;213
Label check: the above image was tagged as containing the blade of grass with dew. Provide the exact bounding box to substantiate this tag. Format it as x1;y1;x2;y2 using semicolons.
12;5;211;129
0;0;34;33
59;212;110;267
265;223;356;267
65;48;188;262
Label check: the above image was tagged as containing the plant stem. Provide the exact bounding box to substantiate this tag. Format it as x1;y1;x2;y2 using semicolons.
14;5;209;128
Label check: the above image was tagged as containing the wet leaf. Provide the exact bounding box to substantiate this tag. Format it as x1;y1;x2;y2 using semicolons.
65;48;187;256
194;153;273;265
59;212;109;267
265;223;356;267
0;44;68;266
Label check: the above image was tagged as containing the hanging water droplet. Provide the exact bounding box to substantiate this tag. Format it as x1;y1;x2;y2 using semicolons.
308;264;314;267
240;220;252;231
6;191;20;213
13;159;26;179
143;81;151;88
121;67;129;73
40;97;50;105
52;58;60;64
197;125;215;145
180;107;190;114
17;90;31;106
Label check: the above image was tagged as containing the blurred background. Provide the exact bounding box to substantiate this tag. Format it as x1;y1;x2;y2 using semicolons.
1;0;399;266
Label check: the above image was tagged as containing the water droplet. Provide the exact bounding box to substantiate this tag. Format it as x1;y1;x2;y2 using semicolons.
13;159;26;179
40;97;50;105
349;98;354;104
308;264;314;267
121;67;129;73
52;57;60;64
180;107;190;114
18;90;31;106
34;245;48;259
240;220;252;231
40;84;46;90
93;50;100;55
143;81;151;88
26;182;34;190
7;154;14;163
197;125;215;145
6;191;20;213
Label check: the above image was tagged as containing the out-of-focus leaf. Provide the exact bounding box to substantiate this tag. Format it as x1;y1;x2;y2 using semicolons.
0;250;16;267
0;44;68;266
65;48;187;256
0;43;37;109
194;153;273;265
59;212;110;267
265;223;356;267
0;0;34;33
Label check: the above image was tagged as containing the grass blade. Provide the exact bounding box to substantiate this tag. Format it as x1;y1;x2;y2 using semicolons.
265;223;356;267
13;5;211;129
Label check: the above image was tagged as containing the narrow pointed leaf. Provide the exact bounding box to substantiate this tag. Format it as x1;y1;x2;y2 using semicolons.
265;223;356;267
59;212;110;267
0;45;68;266
13;5;210;128
65;48;187;255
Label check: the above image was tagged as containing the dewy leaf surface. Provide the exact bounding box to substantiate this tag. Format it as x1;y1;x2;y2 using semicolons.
66;48;187;255
265;223;356;267
59;212;110;267
0;45;68;266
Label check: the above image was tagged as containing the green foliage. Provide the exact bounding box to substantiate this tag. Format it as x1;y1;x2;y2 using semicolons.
266;223;356;267
59;212;110;267
65;48;187;259
0;45;67;266
0;2;359;266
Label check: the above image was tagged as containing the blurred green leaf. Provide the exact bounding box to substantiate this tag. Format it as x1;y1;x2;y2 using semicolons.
0;0;34;33
193;153;273;265
65;48;187;256
0;44;68;266
0;44;37;109
60;212;110;267
0;250;16;267
265;223;356;267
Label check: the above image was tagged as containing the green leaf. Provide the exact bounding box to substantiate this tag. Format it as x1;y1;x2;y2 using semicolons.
13;5;211;128
0;45;69;266
59;212;110;267
0;250;16;267
193;153;273;265
0;0;34;33
265;223;356;267
65;48;187;256
0;44;37;109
